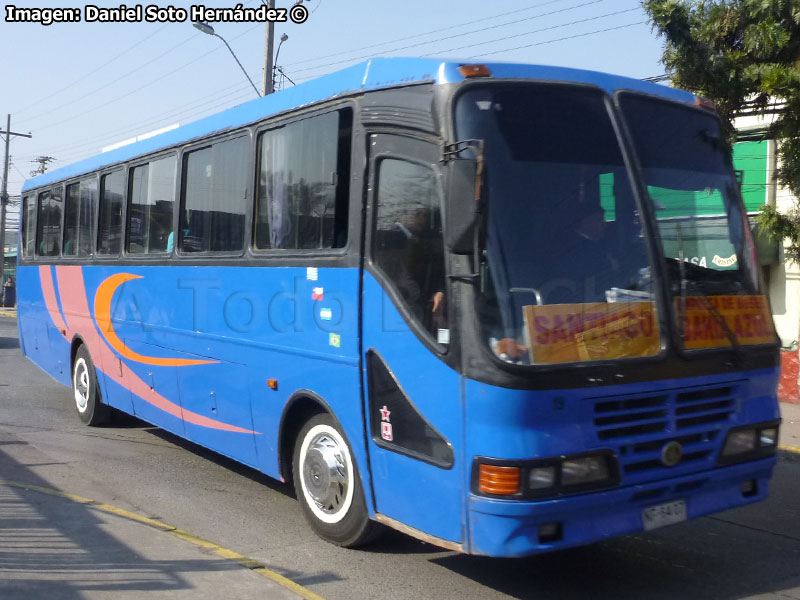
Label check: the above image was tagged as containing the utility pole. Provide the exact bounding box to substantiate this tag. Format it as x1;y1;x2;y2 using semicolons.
30;155;55;177
262;0;276;96
0;115;32;285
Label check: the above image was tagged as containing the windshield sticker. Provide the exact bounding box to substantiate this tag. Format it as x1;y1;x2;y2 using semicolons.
679;295;774;349
711;254;738;268
523;302;659;364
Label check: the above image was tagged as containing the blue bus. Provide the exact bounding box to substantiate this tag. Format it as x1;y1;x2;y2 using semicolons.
17;58;781;557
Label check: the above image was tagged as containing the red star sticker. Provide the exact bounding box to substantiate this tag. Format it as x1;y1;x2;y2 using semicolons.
379;406;391;422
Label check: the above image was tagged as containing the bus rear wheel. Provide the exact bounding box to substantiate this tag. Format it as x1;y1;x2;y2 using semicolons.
293;413;380;547
72;345;110;426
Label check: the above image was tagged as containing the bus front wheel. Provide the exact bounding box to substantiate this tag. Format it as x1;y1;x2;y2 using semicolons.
293;413;380;547
72;345;110;426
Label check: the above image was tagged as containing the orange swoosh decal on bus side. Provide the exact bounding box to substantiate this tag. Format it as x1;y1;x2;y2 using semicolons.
93;273;217;367
50;266;256;435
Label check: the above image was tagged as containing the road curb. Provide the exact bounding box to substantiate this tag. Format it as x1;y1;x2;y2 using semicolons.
778;445;800;462
0;479;326;600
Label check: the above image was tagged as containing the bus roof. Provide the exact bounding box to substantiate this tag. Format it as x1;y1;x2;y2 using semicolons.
23;57;695;192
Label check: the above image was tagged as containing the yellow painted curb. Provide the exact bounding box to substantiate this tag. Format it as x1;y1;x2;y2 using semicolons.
0;480;325;600
0;311;16;319
779;444;800;455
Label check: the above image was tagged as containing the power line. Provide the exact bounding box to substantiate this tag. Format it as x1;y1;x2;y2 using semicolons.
293;19;647;84
19;0;263;126
32;22;264;133
13;24;171;117
284;0;567;69
288;0;608;77
421;7;640;58
472;21;645;58
9;161;27;181
643;73;673;82
40;85;256;166
20;81;254;161
22;32;201;126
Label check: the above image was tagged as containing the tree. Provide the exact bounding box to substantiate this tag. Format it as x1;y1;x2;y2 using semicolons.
643;0;800;261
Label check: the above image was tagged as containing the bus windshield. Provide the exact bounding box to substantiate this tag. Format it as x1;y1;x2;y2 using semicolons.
619;95;775;351
455;84;773;366
456;84;661;365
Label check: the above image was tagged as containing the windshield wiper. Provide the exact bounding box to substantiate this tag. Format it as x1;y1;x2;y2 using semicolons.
675;224;744;365
684;280;745;367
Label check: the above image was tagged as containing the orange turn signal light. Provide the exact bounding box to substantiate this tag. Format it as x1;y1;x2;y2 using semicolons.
459;64;491;78
267;379;279;390
693;95;716;110
478;464;520;495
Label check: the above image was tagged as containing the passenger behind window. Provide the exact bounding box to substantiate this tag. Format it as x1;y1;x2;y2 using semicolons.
376;205;447;335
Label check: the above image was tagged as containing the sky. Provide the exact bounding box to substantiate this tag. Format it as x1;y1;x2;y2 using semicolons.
0;0;671;215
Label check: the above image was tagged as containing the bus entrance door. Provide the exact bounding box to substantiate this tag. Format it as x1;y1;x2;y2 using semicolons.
362;132;464;547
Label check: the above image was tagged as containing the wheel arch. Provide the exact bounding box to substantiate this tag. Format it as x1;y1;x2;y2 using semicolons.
277;390;337;486
69;334;87;370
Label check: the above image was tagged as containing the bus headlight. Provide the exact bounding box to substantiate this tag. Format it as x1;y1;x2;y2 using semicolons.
718;422;780;465
760;427;778;447
528;466;557;490
721;429;758;456
561;456;611;486
474;451;619;499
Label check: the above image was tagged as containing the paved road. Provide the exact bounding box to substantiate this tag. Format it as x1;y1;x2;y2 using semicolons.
1;316;799;600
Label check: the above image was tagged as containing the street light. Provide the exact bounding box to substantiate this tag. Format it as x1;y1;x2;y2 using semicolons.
261;0;308;95
272;33;289;92
192;21;262;98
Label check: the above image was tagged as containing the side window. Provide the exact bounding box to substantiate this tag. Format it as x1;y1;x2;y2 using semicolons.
180;137;248;253
128;155;175;254
97;171;125;255
21;195;35;258
36;188;63;257
254;109;351;250
374;158;448;339
64;178;97;257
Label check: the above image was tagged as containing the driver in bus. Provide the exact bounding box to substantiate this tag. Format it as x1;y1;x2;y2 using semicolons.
546;181;622;305
489;179;623;361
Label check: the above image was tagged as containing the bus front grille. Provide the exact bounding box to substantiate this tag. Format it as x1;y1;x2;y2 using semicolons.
591;383;739;484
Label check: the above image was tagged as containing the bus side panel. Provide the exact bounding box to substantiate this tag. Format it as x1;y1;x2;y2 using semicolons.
241;267;364;484
19;263;369;497
179;360;259;468
79;264;362;485
16;265;48;361
96;369;135;414
16;264;71;386
249;355;363;483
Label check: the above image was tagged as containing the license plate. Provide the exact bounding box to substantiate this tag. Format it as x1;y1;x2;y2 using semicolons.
642;499;687;531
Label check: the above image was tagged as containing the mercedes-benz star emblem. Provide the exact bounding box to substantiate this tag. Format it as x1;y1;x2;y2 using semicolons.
660;441;683;467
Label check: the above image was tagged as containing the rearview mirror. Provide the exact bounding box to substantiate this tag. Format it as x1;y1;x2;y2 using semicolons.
445;158;479;254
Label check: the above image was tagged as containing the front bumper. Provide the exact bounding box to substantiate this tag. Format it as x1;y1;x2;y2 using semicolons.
468;457;776;557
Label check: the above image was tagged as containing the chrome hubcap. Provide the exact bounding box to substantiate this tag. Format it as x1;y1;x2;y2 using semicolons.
302;433;349;515
74;359;89;412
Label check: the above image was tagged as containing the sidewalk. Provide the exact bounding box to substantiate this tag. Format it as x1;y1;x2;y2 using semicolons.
0;429;317;600
780;401;800;452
